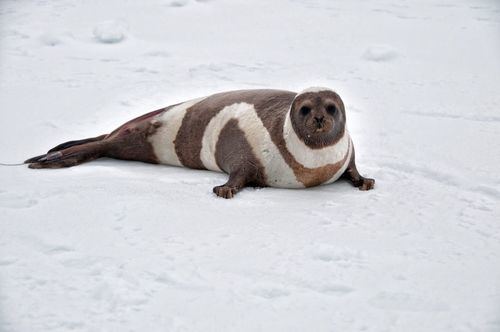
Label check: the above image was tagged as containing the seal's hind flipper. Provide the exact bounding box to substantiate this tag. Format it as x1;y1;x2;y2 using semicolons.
47;134;108;153
24;154;49;164
26;142;107;169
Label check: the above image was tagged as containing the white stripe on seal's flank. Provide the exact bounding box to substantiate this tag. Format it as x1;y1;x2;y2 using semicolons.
149;97;205;167
200;102;302;188
282;112;351;169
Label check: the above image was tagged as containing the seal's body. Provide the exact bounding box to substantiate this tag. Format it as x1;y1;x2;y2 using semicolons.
26;88;374;198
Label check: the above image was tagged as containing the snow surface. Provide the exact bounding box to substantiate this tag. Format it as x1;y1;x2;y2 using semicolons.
1;0;500;331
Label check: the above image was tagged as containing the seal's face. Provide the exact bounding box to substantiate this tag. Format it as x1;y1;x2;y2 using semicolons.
290;89;346;148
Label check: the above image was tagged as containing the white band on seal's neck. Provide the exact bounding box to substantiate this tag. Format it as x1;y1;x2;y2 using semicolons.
282;111;350;169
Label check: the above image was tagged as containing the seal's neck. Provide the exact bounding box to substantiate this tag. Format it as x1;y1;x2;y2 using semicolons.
282;111;351;169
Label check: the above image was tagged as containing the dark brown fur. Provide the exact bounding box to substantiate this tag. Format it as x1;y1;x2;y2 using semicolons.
212;119;267;198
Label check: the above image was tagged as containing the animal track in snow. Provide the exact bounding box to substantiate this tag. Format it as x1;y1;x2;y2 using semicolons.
44;244;75;255
252;284;291;299
169;0;189;6
310;244;365;268
143;50;170;58
363;45;399;62
369;291;450;312
39;33;65;47
0;193;38;209
32;238;76;256
168;0;212;7
309;211;333;225
311;283;354;295
0;257;18;266
152;271;211;291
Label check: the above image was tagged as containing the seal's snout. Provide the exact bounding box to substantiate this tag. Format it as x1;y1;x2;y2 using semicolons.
314;115;327;132
315;119;334;134
314;116;325;126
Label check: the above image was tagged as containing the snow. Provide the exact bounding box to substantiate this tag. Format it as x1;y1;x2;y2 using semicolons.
362;45;399;62
93;20;128;44
0;0;499;331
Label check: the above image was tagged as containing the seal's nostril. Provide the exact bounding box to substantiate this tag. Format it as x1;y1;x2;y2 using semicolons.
314;116;324;123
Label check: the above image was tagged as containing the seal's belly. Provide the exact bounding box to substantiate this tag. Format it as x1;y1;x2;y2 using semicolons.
148;97;351;189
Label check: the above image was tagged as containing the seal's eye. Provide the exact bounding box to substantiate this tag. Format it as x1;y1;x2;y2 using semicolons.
300;106;311;116
326;105;337;115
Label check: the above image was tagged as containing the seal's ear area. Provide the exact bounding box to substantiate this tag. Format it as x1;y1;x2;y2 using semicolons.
291;98;313;117
290;91;315;114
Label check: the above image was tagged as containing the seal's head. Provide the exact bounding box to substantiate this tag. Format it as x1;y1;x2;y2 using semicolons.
289;87;346;148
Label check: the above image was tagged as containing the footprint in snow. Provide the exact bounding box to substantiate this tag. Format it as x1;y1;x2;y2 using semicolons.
0;193;38;209
153;271;211;291
44;245;75;255
35;239;75;255
169;0;189;7
252;285;290;299
169;0;210;7
40;33;64;47
369;291;450;312
308;283;354;295
143;50;170;58
363;45;399;62
310;244;365;268
0;257;18;266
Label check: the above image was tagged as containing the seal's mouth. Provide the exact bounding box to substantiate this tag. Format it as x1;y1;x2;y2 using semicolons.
314;126;326;133
312;118;333;133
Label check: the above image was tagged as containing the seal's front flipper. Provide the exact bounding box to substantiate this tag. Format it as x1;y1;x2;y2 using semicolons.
341;146;375;191
350;173;375;191
25;141;107;169
213;185;240;199
342;166;374;190
212;169;251;199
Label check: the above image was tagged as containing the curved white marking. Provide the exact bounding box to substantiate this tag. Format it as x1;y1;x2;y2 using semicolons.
149;97;205;166
324;139;353;185
200;103;302;188
297;86;335;95
282;112;351;169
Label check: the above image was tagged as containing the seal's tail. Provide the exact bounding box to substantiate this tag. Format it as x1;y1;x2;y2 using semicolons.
25;134;108;169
